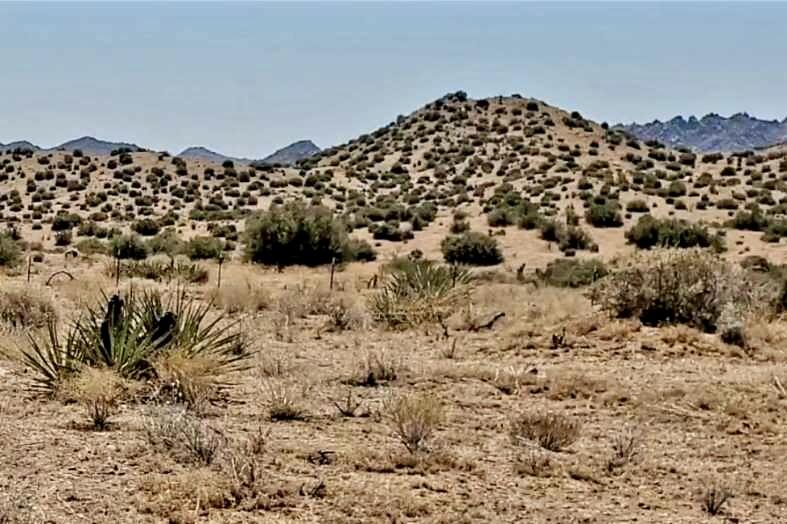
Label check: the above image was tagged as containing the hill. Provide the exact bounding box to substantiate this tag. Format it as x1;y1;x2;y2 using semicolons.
0;140;40;152
2;92;787;266
255;139;320;166
53;136;144;155
177;146;243;164
619;113;787;152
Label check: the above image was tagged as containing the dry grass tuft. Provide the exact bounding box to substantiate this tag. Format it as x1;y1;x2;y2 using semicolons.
64;366;128;430
153;352;221;413
700;480;735;515
386;393;444;454
263;380;310;421
345;351;402;387
513;449;557;477
208;278;270;315
0;283;57;331
510;411;582;452
142;406;224;465
605;426;641;473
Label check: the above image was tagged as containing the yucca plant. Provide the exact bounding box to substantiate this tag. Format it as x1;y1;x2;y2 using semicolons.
12;288;251;394
370;260;473;328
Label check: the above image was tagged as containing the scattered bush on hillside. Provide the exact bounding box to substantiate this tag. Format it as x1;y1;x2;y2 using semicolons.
587;248;771;332
585;200;623;228
110;234;149;260
625;215;724;251
183;236;225;261
440;231;503;266
245;202;373;267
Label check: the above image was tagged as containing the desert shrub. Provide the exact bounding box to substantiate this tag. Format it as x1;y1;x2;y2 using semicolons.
441;231;503;266
587;248;770;332
55;230;72;246
538;258;607;288
510;411;581;452
65;367;127;430
143;406;224;464
625;199;649;213
147;229;184;258
183;236;224;260
585;200;623;228
132;218;161;236
15;289;250;393
244;203;360;267
110;234;149;260
75;238;109;256
0;284;57;330
369;259;472;328
387;393;444;454
557;226;596;252
625;215;724;251
727;207;769;231
0;234;21;267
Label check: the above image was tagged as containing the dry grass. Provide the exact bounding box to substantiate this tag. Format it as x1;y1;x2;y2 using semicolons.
262;380;310;421
701;480;735;515
386;393;444;454
63;367;128;430
0;283;57;331
510;411;582;452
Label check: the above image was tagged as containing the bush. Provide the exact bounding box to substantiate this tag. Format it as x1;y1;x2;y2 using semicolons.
585;201;623;228
625;199;649;213
245;203;360;267
625;215;724;251
538;258;608;288
0;234;21;267
587;249;770;332
110;234;149;260
132;218;161;236
441;231;503;266
183;236;224;260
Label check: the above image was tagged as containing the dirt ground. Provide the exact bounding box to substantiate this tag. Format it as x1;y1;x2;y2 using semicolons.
0;254;785;524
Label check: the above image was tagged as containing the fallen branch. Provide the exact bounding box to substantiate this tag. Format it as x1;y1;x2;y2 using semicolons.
469;312;506;332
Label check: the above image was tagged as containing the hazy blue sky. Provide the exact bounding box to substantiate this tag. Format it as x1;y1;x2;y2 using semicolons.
1;1;785;157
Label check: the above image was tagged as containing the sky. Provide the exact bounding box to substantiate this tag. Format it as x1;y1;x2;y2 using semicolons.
1;1;785;158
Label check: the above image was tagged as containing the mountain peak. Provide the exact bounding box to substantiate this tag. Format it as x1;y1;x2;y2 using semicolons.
620;112;787;152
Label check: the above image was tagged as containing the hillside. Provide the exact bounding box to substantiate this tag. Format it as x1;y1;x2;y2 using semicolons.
2;92;787;266
255;139;321;166
620;113;787;152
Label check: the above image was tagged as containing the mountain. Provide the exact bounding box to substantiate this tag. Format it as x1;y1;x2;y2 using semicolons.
53;136;143;156
255;140;320;166
0;140;40;152
177;146;241;164
619;113;787;152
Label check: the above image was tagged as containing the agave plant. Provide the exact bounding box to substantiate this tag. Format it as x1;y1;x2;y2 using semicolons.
370;260;473;328
13;288;251;393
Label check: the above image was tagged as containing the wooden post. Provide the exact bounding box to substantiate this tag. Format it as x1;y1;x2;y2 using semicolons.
329;257;336;291
217;253;224;289
115;249;121;289
27;255;32;283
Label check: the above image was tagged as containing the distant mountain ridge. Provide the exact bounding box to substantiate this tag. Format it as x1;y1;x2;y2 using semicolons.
178;140;320;166
619;113;787;152
0;135;321;165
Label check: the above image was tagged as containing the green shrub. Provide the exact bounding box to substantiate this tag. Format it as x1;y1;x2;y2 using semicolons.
131;218;161;236
585;201;623;228
183;236;224;260
147;229;184;258
440;232;503;266
110;234;149;260
587;249;770;332
625;199;649;213
0;234;21;267
727;207;769;231
244;203;358;267
538;258;608;288
625;215;724;251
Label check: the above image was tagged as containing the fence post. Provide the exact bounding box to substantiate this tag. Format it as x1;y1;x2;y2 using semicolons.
217;253;225;289
27;255;32;283
329;257;336;291
115;249;121;289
